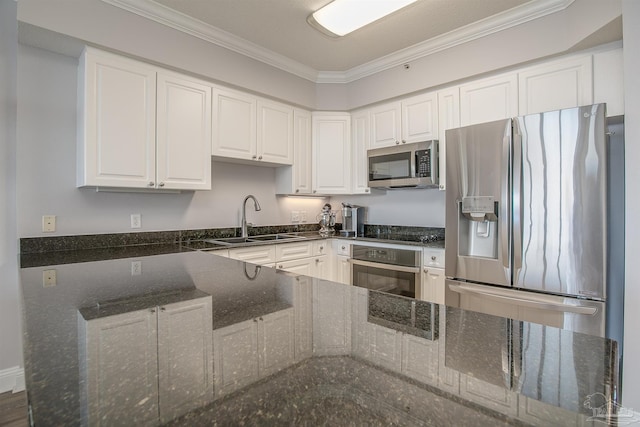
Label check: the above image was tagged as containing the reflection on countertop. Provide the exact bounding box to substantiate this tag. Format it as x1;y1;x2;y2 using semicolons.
20;250;617;426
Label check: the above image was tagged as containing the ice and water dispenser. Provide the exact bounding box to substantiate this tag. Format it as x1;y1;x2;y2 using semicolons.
458;196;499;260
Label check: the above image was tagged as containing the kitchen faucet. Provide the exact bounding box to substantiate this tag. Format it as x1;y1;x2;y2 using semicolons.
241;195;261;238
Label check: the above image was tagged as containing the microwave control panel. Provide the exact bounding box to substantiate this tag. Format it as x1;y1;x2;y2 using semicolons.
415;149;431;177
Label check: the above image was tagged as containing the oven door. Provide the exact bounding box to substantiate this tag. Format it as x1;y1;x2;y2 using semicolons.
350;259;420;299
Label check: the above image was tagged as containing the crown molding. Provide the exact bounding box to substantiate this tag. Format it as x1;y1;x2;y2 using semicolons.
102;0;574;85
100;0;320;82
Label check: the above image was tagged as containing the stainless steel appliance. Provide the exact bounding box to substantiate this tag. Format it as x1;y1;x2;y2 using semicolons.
351;244;421;299
340;203;365;237
368;140;438;189
445;104;624;339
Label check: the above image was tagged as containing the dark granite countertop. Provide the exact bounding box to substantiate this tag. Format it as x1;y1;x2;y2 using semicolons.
20;250;617;426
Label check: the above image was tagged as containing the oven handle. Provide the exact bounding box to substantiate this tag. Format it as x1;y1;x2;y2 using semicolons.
348;258;421;274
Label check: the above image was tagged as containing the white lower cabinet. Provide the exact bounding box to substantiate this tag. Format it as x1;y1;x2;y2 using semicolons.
401;334;439;386
213;308;295;398
78;296;213;426
421;268;445;305
459;374;519;417
228;245;276;265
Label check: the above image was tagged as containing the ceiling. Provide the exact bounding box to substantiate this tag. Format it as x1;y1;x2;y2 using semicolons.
102;0;577;82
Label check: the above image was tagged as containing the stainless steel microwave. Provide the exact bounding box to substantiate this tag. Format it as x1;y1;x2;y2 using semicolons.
368;140;438;189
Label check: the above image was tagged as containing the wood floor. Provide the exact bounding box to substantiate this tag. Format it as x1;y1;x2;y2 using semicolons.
0;391;29;427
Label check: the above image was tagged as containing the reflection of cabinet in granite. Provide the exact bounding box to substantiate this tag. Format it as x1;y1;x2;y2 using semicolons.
351;287;439;384
213;308;295;398
78;294;213;426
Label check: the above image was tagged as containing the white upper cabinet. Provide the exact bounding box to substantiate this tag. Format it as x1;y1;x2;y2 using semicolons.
276;109;312;195
257;99;294;164
437;87;460;192
77;47;212;191
156;72;212;190
518;55;593;116
351;109;371;194
459;72;518;126
593;47;624;117
312;112;351;194
370;101;402;148
212;87;257;161
212;87;293;166
77;48;157;189
370;92;438;149
401;92;439;143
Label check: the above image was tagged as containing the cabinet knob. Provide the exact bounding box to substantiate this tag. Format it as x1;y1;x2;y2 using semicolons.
279;264;283;269
150;308;156;313
295;189;300;193
316;258;319;263
424;268;428;273
439;184;445;190
341;246;346;250
158;182;165;187
160;307;166;311
431;256;436;261
313;190;317;193
258;155;263;160
402;140;406;144
259;317;263;321
365;188;370;193
148;182;155;187
253;318;258;323
252;155;257;159
395;140;400;145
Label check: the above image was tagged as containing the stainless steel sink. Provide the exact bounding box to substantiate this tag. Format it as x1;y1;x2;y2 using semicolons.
202;233;305;246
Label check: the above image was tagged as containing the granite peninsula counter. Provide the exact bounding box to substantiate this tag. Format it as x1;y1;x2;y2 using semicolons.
19;248;618;426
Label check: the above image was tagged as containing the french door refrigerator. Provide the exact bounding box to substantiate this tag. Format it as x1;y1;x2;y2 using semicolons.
444;103;624;340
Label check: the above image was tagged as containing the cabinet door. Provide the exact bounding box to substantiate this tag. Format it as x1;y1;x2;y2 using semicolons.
258;308;295;377
312;113;351;194
459;374;518;417
156;73;212;190
294;109;312;193
460;72;518;126
437;87;460;191
370;101;402;148
402;334;439;386
78;48;157;188
594;48;624;116
313;256;330;280
276;257;314;276
422;268;445;305
402;92;438;143
158;297;213;423
228;245;276;265
313;281;351;355
351;109;371;194
335;255;351;285
257;99;293;164
79;308;159;426
518;55;593;116
213;320;259;397
276;241;314;262
212;87;257;161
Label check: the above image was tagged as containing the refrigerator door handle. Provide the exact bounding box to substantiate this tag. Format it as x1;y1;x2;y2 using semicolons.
501;125;511;271
512;122;523;278
449;283;598;315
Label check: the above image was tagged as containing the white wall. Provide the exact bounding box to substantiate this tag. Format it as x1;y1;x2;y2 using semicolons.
331;190;445;227
622;0;640;411
0;0;23;392
17;0;317;109
16;45;327;237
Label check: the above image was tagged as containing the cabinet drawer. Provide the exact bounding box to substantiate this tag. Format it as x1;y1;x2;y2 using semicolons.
228;246;276;265
423;248;445;268
276;242;313;261
313;240;328;256
335;240;351;256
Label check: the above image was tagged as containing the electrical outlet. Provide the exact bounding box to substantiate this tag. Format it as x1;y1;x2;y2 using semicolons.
300;211;307;222
42;215;56;233
291;211;300;222
131;214;141;229
43;269;57;287
131;261;142;276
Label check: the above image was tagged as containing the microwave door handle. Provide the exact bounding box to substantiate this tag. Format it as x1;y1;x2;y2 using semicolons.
449;284;598;315
348;259;421;274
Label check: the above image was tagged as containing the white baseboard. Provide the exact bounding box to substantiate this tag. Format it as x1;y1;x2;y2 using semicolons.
0;366;25;393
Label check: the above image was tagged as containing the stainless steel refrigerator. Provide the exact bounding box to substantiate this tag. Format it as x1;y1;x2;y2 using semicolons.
444;103;624;340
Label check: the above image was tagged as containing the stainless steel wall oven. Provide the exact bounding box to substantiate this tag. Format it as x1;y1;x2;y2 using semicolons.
351;244;421;299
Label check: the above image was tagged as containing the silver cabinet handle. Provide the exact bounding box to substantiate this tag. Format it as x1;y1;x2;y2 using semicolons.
150;308;156;313
439;184;445;190
365;188;370;193
252;155;257;159
278;264;283;269
259;317;263;321
158;182;165;187
295;189;300;193
160;307;166;312
402;140;406;144
148;182;155;187
395;140;400;145
315;258;319;263
253;318;258;323
258;155;263;160
431;256;436;261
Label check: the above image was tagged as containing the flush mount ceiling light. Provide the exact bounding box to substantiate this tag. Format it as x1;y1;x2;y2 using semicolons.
308;0;419;37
